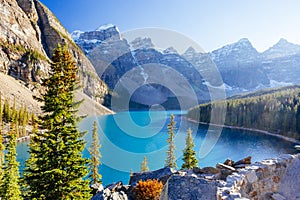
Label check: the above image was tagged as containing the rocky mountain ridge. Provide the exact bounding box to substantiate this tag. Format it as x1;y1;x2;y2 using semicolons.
72;25;300;110
0;0;110;114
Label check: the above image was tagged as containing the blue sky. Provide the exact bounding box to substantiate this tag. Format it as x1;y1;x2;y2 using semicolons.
40;0;300;52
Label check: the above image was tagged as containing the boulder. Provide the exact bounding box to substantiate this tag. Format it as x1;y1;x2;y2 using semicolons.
91;182;132;200
224;159;235;166
129;167;176;185
271;193;286;200
200;167;220;174
233;156;252;167
106;182;122;192
90;183;104;195
159;174;218;200
216;163;237;180
192;166;202;174
216;163;237;171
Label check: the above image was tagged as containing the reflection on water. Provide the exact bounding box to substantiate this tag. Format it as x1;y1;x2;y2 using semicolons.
17;111;298;186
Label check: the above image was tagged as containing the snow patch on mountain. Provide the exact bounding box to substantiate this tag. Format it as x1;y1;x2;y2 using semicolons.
130;37;154;50
269;80;293;88
210;38;259;62
262;38;300;59
71;30;83;41
96;24;117;31
203;81;233;91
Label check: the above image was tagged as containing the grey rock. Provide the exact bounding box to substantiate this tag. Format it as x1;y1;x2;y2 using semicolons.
216;163;237;171
224;159;235;166
234;156;252;166
271;193;286;200
200;166;221;174
192;166;202;174
106;182;122;192
129;167;176;186
234;164;248;169
160;174;218;200
91;183;104;195
278;155;300;200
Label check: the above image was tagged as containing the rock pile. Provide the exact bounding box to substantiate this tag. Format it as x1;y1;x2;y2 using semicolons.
218;154;300;200
91;182;133;200
91;154;300;200
91;156;253;200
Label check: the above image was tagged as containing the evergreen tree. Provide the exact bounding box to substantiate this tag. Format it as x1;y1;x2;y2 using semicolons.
0;124;5;191
30;113;38;135
11;97;17;123
0;92;2;125
181;128;198;170
165;114;177;168
1;122;22;200
140;156;149;172
89;121;102;185
3;98;10;123
23;44;91;199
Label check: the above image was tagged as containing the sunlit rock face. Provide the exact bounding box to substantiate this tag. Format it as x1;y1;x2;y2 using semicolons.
0;0;108;106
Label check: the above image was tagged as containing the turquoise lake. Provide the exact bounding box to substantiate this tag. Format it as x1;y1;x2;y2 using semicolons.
16;111;298;186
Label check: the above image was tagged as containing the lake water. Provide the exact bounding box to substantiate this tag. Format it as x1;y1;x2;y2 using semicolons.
16;111;298;186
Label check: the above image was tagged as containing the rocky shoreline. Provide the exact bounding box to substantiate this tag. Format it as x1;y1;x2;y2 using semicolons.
90;153;300;200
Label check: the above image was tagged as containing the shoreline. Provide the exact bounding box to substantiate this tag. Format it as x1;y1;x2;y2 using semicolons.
186;117;300;144
16;135;31;142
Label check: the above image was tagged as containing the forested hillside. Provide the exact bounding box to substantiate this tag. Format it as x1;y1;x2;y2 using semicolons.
187;85;300;140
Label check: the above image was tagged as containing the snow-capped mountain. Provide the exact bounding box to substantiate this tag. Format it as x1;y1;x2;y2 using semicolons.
262;38;300;59
71;25;300;109
72;24;121;54
130;37;154;50
210;38;259;65
261;39;300;83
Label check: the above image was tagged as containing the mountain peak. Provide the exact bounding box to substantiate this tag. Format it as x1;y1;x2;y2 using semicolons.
263;38;300;59
233;38;254;48
163;47;178;54
273;38;296;48
71;30;84;41
130;37;154;50
95;24;119;32
184;46;196;54
237;38;251;44
210;38;258;62
277;38;289;44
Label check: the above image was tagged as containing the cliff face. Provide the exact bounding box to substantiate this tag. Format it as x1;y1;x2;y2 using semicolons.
0;0;108;106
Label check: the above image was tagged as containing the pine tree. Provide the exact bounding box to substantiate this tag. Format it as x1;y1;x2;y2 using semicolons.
23;44;91;199
165;114;177;168
181;128;198;170
3;98;10;122
0;124;5;191
30;113;38;135
1;122;22;200
0;92;2;125
140;156;149;172
11;97;17;123
89;121;102;185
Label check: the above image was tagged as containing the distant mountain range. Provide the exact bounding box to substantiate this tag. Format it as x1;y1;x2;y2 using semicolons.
72;24;300;110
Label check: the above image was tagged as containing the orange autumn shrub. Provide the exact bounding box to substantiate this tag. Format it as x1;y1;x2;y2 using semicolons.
135;179;164;200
